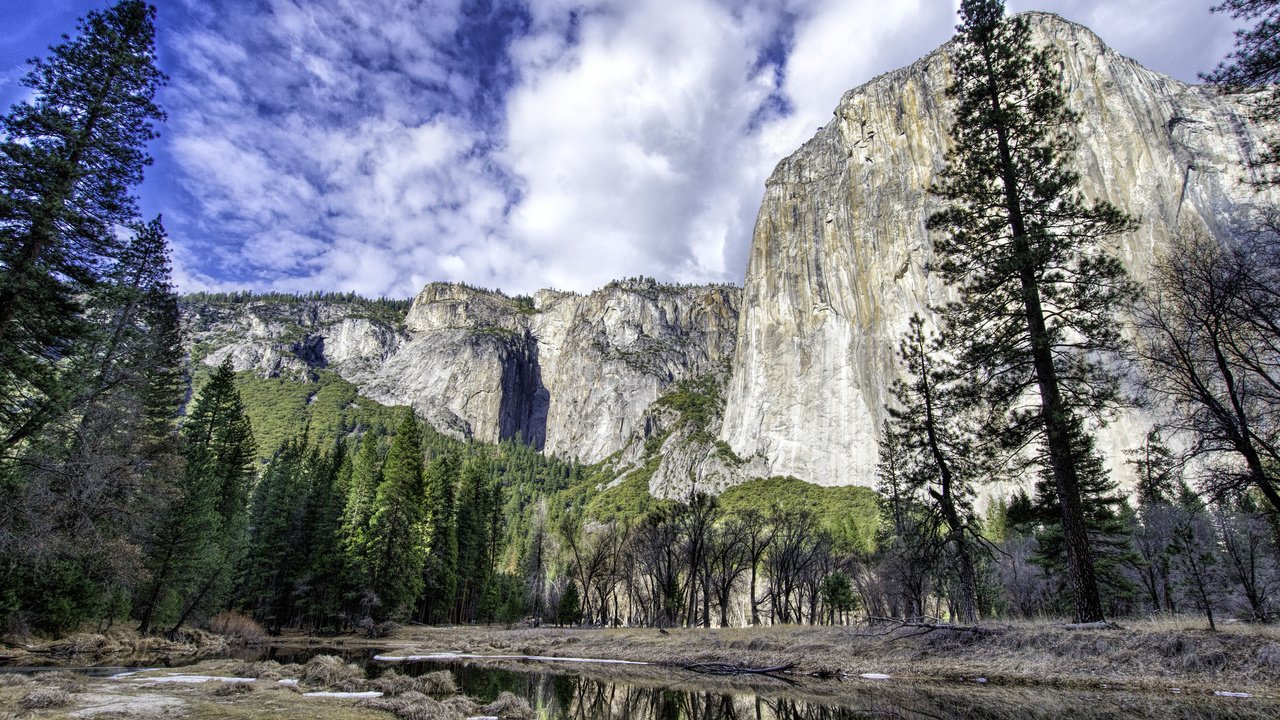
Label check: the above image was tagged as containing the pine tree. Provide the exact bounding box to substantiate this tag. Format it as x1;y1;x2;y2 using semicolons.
455;453;495;622
136;358;255;633
1204;1;1280;183
421;450;459;624
0;0;166;457
363;410;426;619
557;580;583;626
884;314;983;622
1029;424;1137;616
927;0;1138;622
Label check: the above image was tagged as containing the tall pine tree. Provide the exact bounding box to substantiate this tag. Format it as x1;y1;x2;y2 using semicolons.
0;0;166;458
136;358;255;634
927;0;1137;622
362;410;426;620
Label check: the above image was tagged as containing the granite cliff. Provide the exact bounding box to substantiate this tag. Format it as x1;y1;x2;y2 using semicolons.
720;12;1280;488
182;279;739;471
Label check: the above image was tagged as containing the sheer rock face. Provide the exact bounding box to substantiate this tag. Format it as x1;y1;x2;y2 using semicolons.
720;12;1280;488
182;280;739;464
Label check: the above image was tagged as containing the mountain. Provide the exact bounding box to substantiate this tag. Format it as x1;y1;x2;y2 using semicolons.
182;279;739;473
720;12;1280;489
182;13;1279;496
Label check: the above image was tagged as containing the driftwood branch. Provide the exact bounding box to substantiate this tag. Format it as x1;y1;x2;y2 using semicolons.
865;616;1003;639
1062;620;1123;630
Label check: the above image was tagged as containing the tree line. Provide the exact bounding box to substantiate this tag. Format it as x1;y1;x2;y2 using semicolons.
2;0;1279;636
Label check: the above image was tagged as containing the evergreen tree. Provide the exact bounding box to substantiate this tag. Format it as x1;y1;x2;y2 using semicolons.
240;436;310;632
0;0;166;457
927;0;1137;622
557;580;583;626
136;358;255;633
340;428;384;604
1205;1;1280;182
362;410;426;619
455;453;496;622
884;314;984;622
1030;424;1138;616
421;450;459;624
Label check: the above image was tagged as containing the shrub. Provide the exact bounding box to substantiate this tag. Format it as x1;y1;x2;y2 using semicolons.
209;611;267;642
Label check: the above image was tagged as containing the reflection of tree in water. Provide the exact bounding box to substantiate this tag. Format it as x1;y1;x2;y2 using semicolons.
528;675;871;720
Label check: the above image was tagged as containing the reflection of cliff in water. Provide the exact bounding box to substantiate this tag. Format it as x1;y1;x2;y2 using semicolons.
374;659;1278;720
450;664;874;720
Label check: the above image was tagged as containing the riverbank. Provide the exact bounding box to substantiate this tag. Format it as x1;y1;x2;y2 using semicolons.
7;614;1280;707
365;618;1280;696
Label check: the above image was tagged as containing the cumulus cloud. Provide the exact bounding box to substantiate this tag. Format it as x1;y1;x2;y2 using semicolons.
147;0;1238;298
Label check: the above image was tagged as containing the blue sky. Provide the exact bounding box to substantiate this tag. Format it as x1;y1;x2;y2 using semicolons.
0;0;1244;298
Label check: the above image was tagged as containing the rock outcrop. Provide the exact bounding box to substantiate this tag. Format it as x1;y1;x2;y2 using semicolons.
182;280;739;465
720;12;1280;487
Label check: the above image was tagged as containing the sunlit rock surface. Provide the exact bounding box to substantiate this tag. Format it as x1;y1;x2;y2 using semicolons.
720;12;1280;488
182;280;738;464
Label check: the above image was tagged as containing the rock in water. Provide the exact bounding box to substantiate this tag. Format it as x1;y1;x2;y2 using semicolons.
720;12;1280;488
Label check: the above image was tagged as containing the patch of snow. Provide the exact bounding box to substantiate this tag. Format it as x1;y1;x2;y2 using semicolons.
303;690;384;698
277;678;299;685
859;673;891;680
975;678;987;683
132;674;256;684
1214;691;1252;698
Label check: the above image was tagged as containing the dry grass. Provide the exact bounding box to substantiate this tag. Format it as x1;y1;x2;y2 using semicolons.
19;686;71;709
209;611;268;643
369;669;457;697
359;691;468;720
371;619;1280;695
480;690;535;719
300;655;366;691
0;675;31;689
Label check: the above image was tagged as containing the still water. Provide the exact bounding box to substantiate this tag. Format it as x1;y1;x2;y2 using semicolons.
368;656;1278;720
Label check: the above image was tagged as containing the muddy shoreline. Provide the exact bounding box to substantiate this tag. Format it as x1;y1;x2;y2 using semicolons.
7;620;1280;707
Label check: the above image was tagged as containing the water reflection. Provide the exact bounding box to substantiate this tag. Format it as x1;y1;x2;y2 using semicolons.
375;659;1278;720
443;665;872;720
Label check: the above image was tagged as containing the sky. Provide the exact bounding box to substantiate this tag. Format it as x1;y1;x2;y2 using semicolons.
0;0;1246;298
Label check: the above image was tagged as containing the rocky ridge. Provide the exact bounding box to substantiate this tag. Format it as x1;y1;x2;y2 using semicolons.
182;279;739;483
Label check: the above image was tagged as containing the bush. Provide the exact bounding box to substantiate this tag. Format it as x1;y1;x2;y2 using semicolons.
20;687;71;709
209;611;267;642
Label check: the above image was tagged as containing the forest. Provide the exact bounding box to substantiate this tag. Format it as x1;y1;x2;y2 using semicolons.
0;0;1278;639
